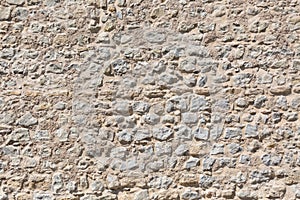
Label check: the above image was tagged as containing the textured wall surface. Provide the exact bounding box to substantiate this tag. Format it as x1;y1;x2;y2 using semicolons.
0;0;300;199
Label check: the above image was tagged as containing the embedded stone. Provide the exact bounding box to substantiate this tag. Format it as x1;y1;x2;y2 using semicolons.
0;7;11;21
153;126;173;141
144;31;166;44
16;112;38;127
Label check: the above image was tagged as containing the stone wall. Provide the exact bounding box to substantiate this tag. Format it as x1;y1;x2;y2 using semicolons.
0;0;300;199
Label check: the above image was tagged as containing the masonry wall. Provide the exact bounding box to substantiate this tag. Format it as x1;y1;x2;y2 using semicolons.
0;0;300;199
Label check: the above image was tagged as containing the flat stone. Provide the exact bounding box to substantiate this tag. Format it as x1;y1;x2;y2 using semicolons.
148;176;172;189
202;157;215;171
245;124;258;138
174;125;192;140
143;113;160;125
134;190;149;200
134;129;151;141
113;101;132;116
154;142;172;156
16;112;38;127
224;127;242;139
175;144;189;156
182;112;198;124
117;130;133;144
199;174;214;188
185;157;200;169
153;126;173;141
190;95;209;112
210;144;224;155
228;143;242;154
179;58;197;73
270;86;291;95
33;130;49;141
193;127;209;140
132;101;150;115
11;128;30;142
0;7;11;21
144;31;166;44
181;189;200;200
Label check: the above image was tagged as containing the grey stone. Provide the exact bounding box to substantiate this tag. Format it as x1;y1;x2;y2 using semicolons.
1;48;15;59
146;160;164;172
250;169;274;184
153;126;173;141
113;101;132;116
111;59;129;75
292;59;300;70
239;155;251;164
233;73;252;86
210;144;224;155
166;96;189;112
224;127;242;139
175;144;189;156
179;58;197;73
52;173;63;193
245;124;258;138
174;125;192;140
154;142;172;156
256;73;273;84
185;157;200;169
117;130;133;144
144;31;166;44
134;129;151;141
53;101;66;110
193;127;209;140
276;96;288;110
13;7;28;21
16;112;38;127
202;157;215;171
132;101;150;115
181;189;200;200
6;0;25;5
197;75;207;87
35;130;50;140
148;176;172;189
134;190;149;200
213;99;230;111
228;143;242;154
190;95;208;112
199;174;214;188
11;128;30;142
161;115;175;124
46;63;63;74
261;154;282;166
272;112;281;123
143;113;160;125
110;147;129;159
236;98;248;107
106;174;120;189
0;7;11;21
182;112;198;124
54;128;69;142
184;75;197;87
253;95;267;108
33;192;53;200
159;73;178;85
237;189;257;200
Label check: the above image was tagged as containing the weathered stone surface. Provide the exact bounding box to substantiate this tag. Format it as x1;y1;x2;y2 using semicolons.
16;112;38;127
0;0;299;199
153;126;173;141
193;127;209;140
0;7;11;21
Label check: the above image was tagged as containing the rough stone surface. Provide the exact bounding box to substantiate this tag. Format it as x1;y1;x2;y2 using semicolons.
0;0;299;199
